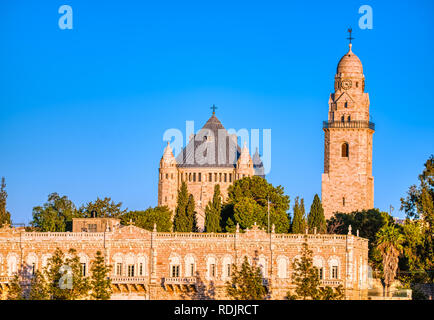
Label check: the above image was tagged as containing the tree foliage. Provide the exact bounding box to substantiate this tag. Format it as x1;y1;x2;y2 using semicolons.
90;251;112;300
120;206;172;232
79;197;127;218
291;197;306;233
286;239;344;300
327;209;391;270
44;248;90;300
226;256;267;300
0;177;11;227
222;176;290;233
31;193;77;232
29;270;49;300
7;274;24;300
205;184;222;232
400;155;434;284
376;223;404;296
307;194;326;234
173;182;197;232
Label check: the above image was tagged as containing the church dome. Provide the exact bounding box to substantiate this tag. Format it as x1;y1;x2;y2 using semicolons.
337;44;363;75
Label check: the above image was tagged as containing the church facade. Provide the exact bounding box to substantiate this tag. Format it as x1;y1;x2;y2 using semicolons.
158;112;264;230
321;42;375;219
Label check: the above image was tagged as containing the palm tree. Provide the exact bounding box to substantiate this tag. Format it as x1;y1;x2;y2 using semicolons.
376;224;404;297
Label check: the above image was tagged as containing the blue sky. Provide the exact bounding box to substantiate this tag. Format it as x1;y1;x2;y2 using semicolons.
1;0;433;223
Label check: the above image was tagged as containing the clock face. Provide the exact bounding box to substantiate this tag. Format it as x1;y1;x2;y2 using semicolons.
341;79;352;90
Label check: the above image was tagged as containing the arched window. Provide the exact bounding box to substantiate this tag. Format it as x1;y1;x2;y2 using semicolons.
222;255;233;280
341;143;349;158
347;115;351;122
344;102;348;108
257;256;267;277
341;115;345;122
206;256;217;279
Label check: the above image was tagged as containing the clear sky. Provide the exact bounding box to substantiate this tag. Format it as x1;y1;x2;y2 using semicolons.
1;0;433;223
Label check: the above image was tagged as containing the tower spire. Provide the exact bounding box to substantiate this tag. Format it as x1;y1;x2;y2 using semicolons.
347;28;355;50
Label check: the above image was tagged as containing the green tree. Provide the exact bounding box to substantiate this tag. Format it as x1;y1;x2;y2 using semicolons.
7;274;24;300
291;197;306;233
205;184;222;232
44;248;90;300
307;194;326;234
79;197;127;218
400;155;434;283
0;177;12;227
226;256;267;300
120;206;172;232
90;251;112;300
286;240;320;300
31;193;77;232
327;209;392;271
223;176;290;233
286;239;343;300
186;194;198;232
173;182;190;232
376;224;404;297
29;270;49;300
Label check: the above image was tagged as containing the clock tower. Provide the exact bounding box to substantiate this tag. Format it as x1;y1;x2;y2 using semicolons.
321;40;375;219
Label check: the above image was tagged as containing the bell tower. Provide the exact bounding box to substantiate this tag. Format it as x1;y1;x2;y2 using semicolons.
321;32;375;219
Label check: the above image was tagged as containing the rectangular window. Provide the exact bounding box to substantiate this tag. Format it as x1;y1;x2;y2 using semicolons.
190;263;194;277
128;265;135;277
31;263;36;276
210;264;216;277
229;174;232;182
139;263;143;276
214;173;217;182
198;173;201;182
116;263;122;276
193;173;196;182
171;265;180;277
209;173;212;182
227;264;231;277
332;266;338;279
88;224;97;232
219;173;222;182
81;263;86;277
319;268;323;280
224;173;227;182
166;173;168;179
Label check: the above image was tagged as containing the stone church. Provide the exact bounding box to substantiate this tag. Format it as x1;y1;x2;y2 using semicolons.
0;39;374;300
158;111;265;230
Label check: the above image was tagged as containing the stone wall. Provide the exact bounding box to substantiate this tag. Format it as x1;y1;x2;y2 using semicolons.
0;223;369;300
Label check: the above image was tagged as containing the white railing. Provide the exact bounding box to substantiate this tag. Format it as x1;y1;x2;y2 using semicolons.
320;280;343;286
110;276;148;284
163;277;197;285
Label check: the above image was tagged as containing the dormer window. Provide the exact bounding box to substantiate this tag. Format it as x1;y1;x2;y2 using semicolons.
344;102;348;108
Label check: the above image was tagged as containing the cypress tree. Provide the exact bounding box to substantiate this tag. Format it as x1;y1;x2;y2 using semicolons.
0;177;11;227
90;251;112;300
291;197;306;233
173;182;190;232
7;274;23;300
307;194;326;234
186;194;198;232
205;184;222;232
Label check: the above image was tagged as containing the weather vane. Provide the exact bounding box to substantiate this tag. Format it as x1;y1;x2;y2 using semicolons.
210;104;218;114
347;28;355;44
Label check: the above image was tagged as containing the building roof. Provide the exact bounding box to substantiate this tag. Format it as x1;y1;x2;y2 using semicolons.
176;113;241;168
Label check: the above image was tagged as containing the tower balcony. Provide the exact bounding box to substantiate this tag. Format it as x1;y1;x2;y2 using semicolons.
323;121;375;130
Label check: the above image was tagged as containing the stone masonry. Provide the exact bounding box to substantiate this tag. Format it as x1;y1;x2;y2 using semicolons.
321;43;375;219
0;221;369;300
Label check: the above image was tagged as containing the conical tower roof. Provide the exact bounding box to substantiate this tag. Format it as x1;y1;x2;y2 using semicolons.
176;113;241;167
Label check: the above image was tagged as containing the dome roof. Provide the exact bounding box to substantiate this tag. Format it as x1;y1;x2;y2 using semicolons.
337;44;363;75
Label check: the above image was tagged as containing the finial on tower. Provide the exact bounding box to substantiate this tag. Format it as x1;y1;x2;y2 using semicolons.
210;104;218;115
347;28;355;50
